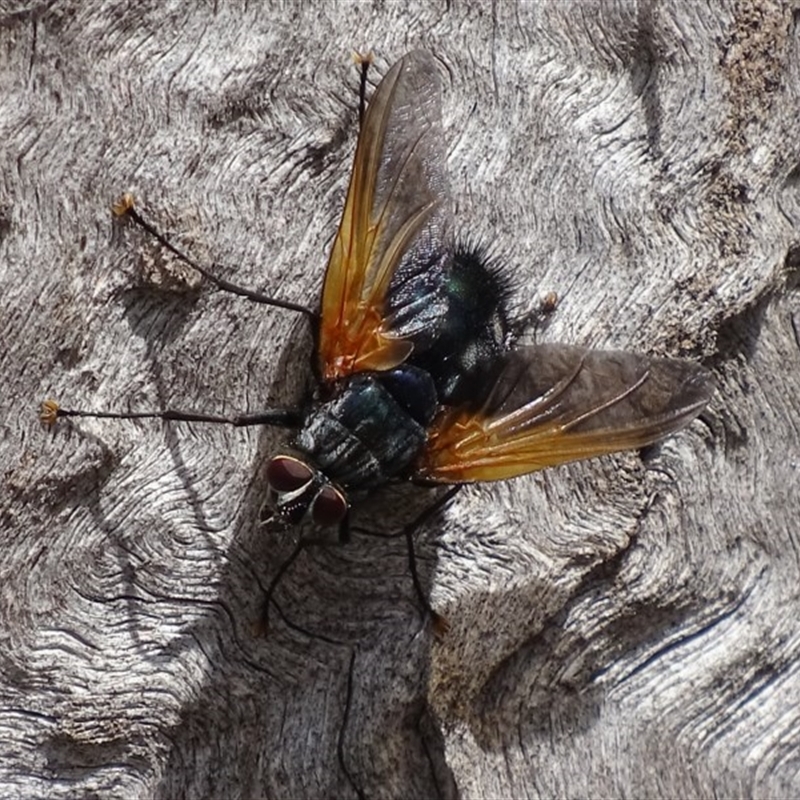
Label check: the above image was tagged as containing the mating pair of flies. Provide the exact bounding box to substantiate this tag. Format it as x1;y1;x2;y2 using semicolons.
43;50;712;626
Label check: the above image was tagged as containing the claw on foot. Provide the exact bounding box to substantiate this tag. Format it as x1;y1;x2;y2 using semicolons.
112;192;136;217
40;398;60;426
431;610;450;639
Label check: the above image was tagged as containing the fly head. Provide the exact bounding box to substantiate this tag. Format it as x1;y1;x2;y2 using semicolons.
265;454;349;528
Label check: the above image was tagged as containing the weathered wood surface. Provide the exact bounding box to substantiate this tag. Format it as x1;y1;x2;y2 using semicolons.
2;1;799;797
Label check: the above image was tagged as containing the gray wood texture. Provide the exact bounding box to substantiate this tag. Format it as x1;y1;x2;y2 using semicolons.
3;1;799;798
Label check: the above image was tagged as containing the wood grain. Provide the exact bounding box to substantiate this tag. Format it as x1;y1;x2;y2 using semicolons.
2;1;799;797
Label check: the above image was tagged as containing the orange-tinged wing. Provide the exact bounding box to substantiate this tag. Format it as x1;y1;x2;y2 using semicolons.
318;50;453;384
417;344;713;483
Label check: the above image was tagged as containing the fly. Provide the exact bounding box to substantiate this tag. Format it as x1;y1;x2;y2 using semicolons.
41;50;713;627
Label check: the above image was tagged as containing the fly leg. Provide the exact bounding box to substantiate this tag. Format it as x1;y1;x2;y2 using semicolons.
257;537;309;635
338;648;366;800
41;399;301;428
257;523;351;638
403;486;461;634
352;485;462;633
112;193;318;320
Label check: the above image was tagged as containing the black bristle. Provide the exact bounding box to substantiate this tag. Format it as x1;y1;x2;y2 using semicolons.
408;240;515;406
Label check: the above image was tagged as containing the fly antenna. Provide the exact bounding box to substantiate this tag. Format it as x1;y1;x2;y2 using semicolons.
112;193;318;321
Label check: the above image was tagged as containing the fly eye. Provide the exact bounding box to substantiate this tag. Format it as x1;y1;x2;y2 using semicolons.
311;485;348;527
266;455;314;492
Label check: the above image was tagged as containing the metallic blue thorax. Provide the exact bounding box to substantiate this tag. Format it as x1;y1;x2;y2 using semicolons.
294;366;438;490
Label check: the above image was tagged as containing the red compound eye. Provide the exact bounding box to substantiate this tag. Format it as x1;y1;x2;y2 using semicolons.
266;455;314;493
311;484;348;527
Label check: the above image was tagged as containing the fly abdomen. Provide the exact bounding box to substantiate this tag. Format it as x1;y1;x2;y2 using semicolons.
409;244;512;406
295;369;435;490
